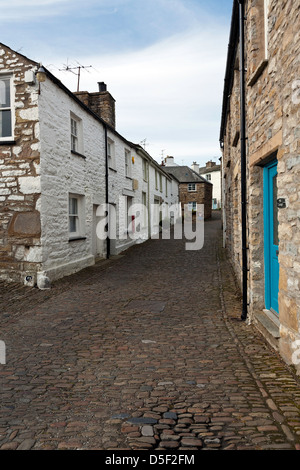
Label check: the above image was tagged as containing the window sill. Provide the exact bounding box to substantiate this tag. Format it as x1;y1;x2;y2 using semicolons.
248;59;268;87
126;176;132;180
0;140;16;146
71;150;86;159
69;236;87;242
109;166;117;172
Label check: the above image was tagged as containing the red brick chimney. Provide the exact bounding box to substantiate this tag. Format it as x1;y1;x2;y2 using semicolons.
74;82;116;129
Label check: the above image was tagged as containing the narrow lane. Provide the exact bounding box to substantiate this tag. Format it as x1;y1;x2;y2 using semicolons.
0;212;300;450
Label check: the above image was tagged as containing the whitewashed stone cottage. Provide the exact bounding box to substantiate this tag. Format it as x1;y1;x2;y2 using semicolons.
0;43;179;288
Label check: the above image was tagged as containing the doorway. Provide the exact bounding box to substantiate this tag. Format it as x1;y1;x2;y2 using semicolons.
263;159;279;314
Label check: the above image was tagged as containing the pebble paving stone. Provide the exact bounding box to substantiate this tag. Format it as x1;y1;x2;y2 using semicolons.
0;213;300;450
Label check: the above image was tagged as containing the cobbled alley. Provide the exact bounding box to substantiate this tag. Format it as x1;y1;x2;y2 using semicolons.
0;212;300;451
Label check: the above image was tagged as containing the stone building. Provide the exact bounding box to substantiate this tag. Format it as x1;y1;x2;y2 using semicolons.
192;160;222;209
0;42;179;288
163;164;212;220
220;0;300;373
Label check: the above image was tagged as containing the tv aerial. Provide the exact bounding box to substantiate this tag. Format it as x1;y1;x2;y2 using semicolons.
59;60;93;91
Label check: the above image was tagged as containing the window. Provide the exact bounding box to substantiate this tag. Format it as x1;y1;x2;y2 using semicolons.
166;179;168;197
69;194;85;239
107;138;116;170
70;113;83;154
248;0;270;85
188;183;196;191
206;174;211;181
188;202;197;212
71;117;78;152
142;192;147;228
159;174;163;192
155;171;158;190
125;149;131;177
0;75;13;139
142;159;148;181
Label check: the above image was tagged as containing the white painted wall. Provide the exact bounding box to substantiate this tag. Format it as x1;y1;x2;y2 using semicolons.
38;77;106;282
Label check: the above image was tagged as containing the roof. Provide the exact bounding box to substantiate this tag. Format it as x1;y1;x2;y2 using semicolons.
163;166;211;184
198;164;221;175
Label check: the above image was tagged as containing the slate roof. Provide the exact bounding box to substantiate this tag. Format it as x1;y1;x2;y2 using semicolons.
198;164;221;175
163;166;211;184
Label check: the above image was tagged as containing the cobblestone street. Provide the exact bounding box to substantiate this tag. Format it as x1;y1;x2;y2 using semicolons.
0;212;300;451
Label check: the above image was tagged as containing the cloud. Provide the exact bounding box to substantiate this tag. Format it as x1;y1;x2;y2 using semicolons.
49;26;228;165
1;0;119;21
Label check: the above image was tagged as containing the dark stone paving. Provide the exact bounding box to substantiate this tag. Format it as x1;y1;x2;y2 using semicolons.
0;212;300;450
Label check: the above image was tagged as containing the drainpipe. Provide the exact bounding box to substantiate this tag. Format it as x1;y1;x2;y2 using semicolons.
238;0;248;321
104;125;110;259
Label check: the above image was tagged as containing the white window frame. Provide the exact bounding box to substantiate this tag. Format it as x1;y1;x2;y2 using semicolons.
0;74;14;141
125;149;131;178
70;113;83;154
206;174;211;181
68;194;85;239
188;183;196;191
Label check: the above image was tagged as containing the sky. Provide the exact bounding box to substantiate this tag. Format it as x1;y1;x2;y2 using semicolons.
1;0;233;167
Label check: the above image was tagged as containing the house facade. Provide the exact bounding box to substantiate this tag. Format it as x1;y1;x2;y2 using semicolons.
163;164;212;220
220;0;300;373
0;43;179;288
192;160;222;209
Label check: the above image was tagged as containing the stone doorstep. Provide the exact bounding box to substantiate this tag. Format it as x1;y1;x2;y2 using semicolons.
254;310;280;352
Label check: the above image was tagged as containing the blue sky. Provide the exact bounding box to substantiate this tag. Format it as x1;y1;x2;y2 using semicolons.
2;0;233;166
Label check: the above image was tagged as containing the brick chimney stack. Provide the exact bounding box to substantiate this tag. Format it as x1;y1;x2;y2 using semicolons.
206;160;216;169
74;82;116;129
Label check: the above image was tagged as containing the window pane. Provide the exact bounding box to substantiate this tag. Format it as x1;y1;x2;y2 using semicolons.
71;118;77;136
71;135;77;151
69;216;77;233
69;197;78;215
0;78;10;108
0;110;12;137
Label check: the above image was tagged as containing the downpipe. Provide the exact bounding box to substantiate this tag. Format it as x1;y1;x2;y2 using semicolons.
238;0;248;321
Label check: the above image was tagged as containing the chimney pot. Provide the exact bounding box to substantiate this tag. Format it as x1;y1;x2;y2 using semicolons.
98;82;107;92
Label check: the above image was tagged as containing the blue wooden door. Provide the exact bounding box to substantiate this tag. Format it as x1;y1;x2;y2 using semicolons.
264;161;279;314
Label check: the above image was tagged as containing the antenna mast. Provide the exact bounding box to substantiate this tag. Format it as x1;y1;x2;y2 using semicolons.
59;61;93;91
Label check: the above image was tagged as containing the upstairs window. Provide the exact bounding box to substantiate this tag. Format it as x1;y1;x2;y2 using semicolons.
142;159;148;181
188;183;196;191
206;174;211;181
0;75;13;140
70;113;83;154
248;0;270;85
107;138;116;170
125;149;131;177
71;117;78;152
